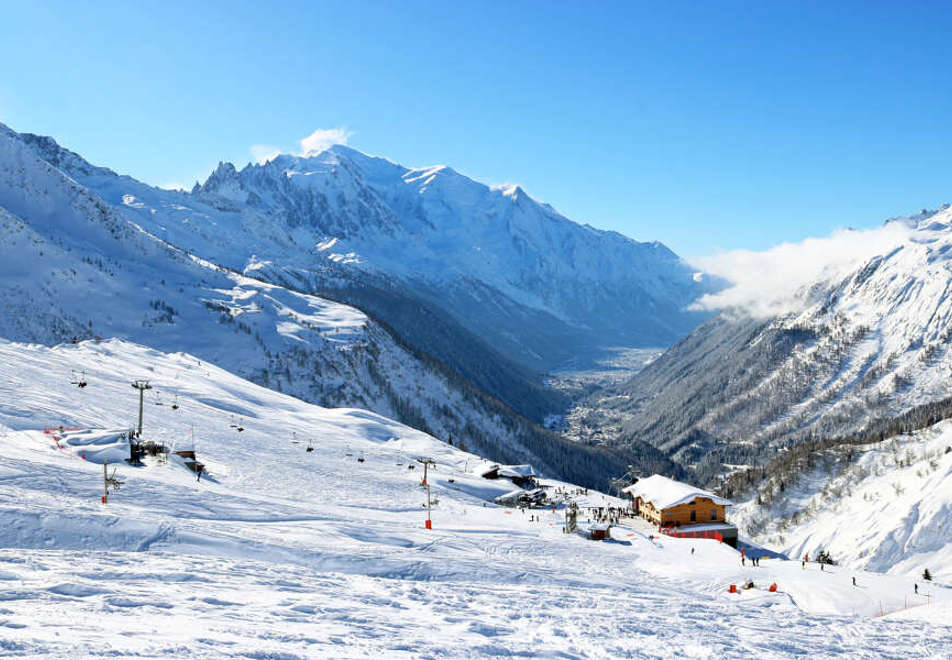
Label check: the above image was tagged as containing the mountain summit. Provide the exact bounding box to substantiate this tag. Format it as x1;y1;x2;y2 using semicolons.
187;143;714;370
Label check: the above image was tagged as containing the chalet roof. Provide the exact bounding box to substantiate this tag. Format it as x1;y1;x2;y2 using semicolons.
496;464;536;478
622;474;732;510
476;463;537;479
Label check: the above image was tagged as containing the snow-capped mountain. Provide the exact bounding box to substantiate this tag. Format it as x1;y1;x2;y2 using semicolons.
569;206;952;481
24;132;711;376
0;122;636;488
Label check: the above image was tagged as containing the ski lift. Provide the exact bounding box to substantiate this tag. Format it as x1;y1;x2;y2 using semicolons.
69;369;88;388
154;390;164;406
171;394;179;411
291;431;299;444
230;416;245;432
357;453;365;463
306;438;314;453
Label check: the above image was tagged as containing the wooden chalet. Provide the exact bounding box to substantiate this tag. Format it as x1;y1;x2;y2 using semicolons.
622;474;737;547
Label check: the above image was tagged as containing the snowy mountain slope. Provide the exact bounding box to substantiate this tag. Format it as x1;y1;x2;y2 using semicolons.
0;123;635;488
17;127;713;376
0;338;949;657
15;128;572;424
732;419;952;585
575;205;952;481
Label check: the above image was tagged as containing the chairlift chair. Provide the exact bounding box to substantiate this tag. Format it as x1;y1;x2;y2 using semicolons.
171;394;179;411
70;369;88;388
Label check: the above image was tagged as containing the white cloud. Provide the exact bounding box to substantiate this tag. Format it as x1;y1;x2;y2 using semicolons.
299;127;353;156
250;144;281;164
691;222;914;318
247;127;354;165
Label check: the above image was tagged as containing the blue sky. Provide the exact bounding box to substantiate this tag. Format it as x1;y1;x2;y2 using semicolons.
1;1;951;257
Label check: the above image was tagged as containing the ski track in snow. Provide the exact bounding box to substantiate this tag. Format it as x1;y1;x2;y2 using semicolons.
0;339;949;658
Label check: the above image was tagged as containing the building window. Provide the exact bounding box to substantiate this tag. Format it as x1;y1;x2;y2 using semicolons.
690;510;696;522
711;510;717;521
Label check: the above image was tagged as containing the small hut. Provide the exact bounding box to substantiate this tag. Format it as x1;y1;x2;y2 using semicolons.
589;522;611;541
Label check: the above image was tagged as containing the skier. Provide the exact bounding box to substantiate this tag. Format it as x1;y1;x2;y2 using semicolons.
915;583;918;595
691;547;695;556
852;576;856;586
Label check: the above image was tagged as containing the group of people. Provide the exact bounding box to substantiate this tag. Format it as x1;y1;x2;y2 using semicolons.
740;549;761;566
587;507;623;525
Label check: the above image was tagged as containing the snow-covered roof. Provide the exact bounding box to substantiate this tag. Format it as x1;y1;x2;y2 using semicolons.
476;463;537;479
622;475;732;510
496;464;536;478
494;489;530;503
494;488;546;504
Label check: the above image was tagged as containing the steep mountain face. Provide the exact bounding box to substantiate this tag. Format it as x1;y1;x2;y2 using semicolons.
54;140;709;371
570;207;952;482
16;131;712;424
0;122;641;489
200;147;712;368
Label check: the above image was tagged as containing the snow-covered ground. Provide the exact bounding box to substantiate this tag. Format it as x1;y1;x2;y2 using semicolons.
0;338;950;657
734;419;952;586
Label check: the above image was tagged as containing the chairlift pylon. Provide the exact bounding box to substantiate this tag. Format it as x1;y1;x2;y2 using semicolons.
69;369;88;388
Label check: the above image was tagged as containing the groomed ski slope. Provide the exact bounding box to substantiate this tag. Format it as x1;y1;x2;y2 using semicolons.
0;339;949;658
